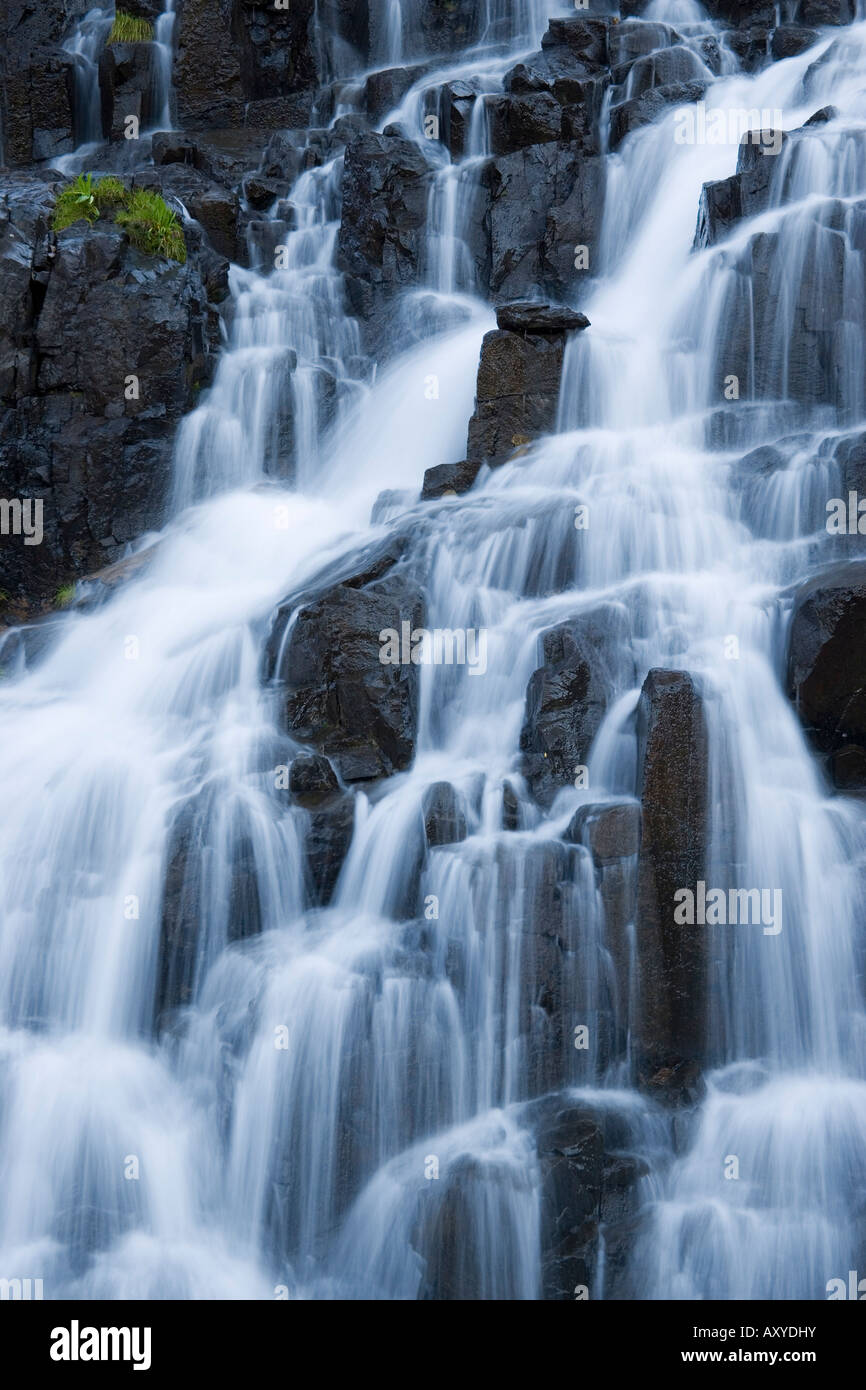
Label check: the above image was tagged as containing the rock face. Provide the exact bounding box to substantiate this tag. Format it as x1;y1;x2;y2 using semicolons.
465;305;589;465
278;572;425;782
482;141;605;303
423;782;468;846
520;610;619;807
175;0;318;130
0;0;84;165
533;1096;647;1301
0;183;223;617
695;134;789;249
635;670;709;1099
787;561;866;790
337;133;432;349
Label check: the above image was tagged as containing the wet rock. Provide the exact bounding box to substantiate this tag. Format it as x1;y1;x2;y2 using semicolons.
465;313;588;465
533;1096;647;1301
787;560;866;790
796;0;854;23
703;0;775;24
483;141;605;302
496;301;590;334
610;80;708;151
0;202;221;616
422;782;468;847
278;573;425;782
421;459;482;499
438;80;481;160
0;0;82;165
98;41;156;141
175;0;318;130
635;669;709;1097
364;66;425;122
156;789;262;1028
694;133;788;248
541;17;610;68
133;165;241;263
519;610;619;807
565;800;640;1065
771;24;820;59
337;132;432;351
288;751;340;806
486;91;565;156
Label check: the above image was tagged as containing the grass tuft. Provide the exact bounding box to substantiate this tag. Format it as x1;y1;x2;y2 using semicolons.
108;11;154;43
51;178;186;264
115;188;187;263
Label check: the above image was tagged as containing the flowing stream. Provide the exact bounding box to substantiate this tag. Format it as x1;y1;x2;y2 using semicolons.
3;0;866;1299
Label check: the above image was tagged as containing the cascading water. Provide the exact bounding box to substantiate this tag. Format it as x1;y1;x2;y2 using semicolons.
62;6;115;150
3;0;866;1302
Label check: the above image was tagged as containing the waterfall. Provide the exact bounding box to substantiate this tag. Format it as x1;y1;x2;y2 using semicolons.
62;6;115;149
4;0;866;1301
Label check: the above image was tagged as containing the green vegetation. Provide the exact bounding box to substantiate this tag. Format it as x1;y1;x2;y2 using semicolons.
93;176;129;211
51;173;98;230
115;188;187;264
51;177;186;264
55;584;77;608
108;11;154;43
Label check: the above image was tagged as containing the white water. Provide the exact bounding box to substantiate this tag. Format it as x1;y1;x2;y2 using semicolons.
4;0;866;1299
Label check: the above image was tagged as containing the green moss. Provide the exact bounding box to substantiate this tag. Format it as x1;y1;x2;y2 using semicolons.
115;188;187;264
51;178;186;264
108;11;154;43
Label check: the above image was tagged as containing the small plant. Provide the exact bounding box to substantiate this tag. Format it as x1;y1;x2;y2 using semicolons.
50;178;186;264
93;176;129;212
108;11;154;43
51;173;99;231
115;188;187;263
55;584;77;608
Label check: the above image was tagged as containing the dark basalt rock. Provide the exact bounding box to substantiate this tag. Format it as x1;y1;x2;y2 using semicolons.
364;65;426;122
279;572;425;782
787;560;866;790
421;459;482;499
98;40;157;141
519;610;619;808
0;0;86;165
566;800;641;1065
609;80;708;151
694;132;789;249
422;782;468;846
337;132;432;351
635;669;709;1098
0;197;222;617
483;141;605;303
175;0;318;131
465;307;588;465
133;165;242;263
533;1096;648;1301
796;0;854;23
771;24;820;59
155;788;263;1029
496;301;590;334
